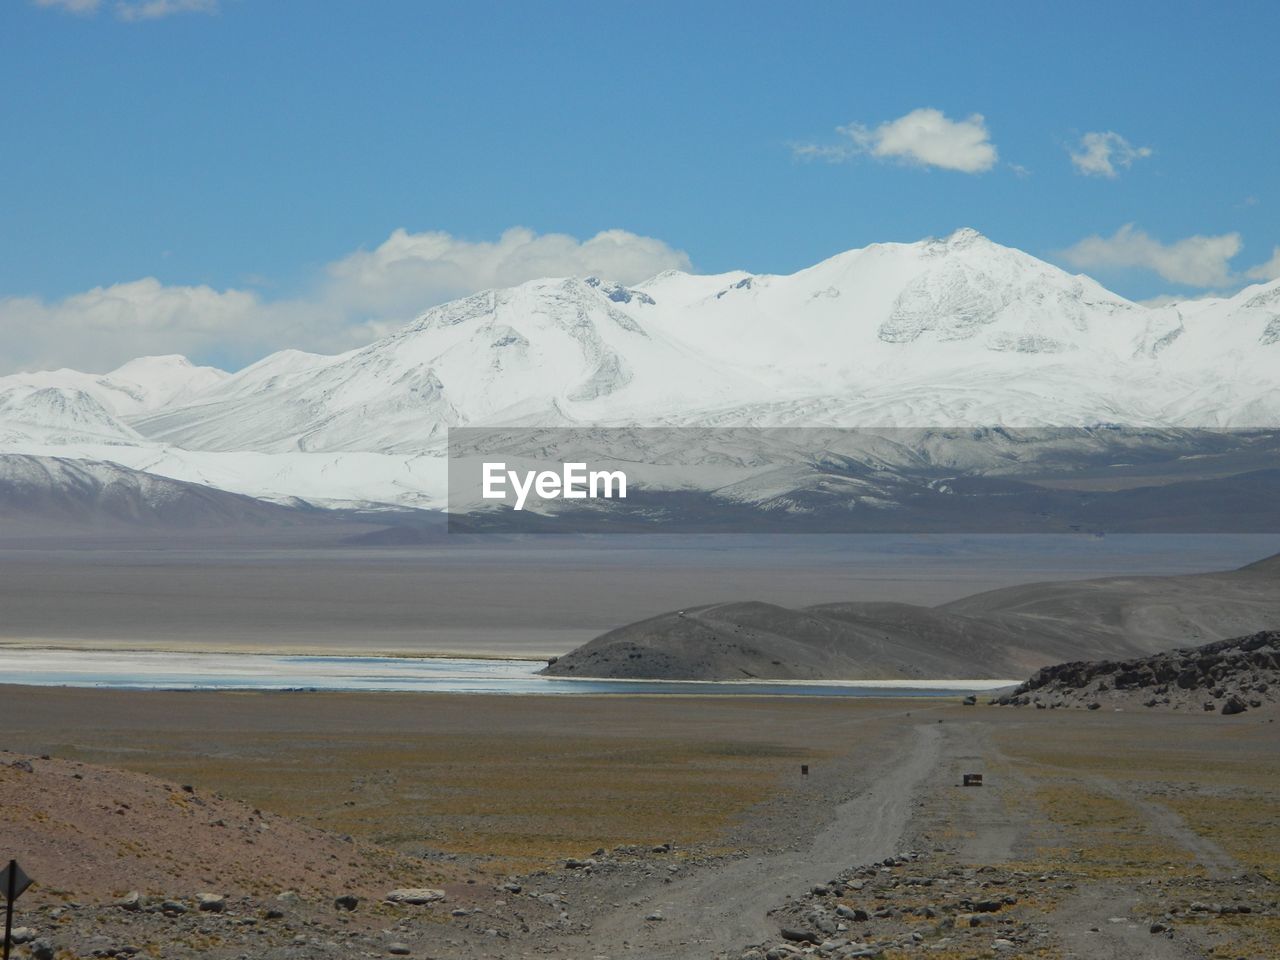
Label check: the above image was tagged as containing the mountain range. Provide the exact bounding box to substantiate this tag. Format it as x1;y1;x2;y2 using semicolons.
1;229;1277;520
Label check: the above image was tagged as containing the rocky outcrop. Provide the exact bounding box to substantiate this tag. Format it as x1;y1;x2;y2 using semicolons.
994;631;1280;712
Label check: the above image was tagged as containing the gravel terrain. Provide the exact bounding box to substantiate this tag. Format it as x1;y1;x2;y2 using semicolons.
2;692;1277;960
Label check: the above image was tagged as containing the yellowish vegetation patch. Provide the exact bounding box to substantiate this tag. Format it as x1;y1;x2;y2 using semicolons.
57;731;815;870
1162;793;1280;874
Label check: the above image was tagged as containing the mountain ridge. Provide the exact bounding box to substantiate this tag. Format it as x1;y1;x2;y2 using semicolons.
0;230;1276;508
0;453;335;530
542;552;1280;681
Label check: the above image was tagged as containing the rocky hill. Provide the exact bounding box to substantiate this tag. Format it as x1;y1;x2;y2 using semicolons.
994;630;1280;713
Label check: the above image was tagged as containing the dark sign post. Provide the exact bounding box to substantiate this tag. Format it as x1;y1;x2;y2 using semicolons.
1;859;32;960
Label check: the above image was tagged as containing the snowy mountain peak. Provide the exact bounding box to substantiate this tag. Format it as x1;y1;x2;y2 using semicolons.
939;226;987;248
5;232;1280;465
0;353;228;419
0;384;141;445
112;354;196;372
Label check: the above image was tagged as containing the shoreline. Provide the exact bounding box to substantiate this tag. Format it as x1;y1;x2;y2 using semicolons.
0;646;1017;695
0;637;564;660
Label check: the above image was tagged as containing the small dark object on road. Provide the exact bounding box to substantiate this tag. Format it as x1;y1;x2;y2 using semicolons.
962;773;983;787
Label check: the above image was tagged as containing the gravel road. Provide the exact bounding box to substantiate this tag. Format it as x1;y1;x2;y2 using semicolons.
574;723;944;958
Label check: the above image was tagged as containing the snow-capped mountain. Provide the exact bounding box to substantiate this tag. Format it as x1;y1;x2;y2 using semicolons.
0;385;143;446
1;355;228;416
1;229;1277;512
0;355;229;446
128;229;1280;454
129;282;761;453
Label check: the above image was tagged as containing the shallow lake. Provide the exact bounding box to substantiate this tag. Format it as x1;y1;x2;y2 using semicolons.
0;649;1015;696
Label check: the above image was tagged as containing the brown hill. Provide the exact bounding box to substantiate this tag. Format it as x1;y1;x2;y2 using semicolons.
543;553;1280;681
0;751;435;903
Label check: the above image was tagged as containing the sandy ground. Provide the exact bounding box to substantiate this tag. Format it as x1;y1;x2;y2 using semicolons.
1;686;1276;959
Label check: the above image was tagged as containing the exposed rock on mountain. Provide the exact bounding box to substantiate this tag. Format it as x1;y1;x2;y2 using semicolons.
995;630;1280;712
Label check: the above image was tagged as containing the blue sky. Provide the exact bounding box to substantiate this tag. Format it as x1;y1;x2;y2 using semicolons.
1;0;1277;372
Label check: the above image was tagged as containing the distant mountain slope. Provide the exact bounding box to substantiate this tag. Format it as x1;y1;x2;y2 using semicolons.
0;385;141;445
938;555;1280;658
0;354;227;416
0;453;328;529
542;600;1033;681
542;553;1280;681
129;280;756;453
0;355;227;447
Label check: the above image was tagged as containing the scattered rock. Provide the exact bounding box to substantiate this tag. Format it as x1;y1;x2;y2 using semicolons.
780;928;819;944
385;888;446;905
196;892;226;912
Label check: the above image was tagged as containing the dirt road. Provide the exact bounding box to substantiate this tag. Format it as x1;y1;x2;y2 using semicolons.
572;723;944;959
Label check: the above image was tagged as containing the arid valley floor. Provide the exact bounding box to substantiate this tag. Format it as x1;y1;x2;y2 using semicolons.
2;687;1276;960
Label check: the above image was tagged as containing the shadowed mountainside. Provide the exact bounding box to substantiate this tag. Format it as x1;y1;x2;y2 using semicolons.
0;453;334;531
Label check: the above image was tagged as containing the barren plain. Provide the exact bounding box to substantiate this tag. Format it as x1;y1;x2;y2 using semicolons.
2;686;1276;960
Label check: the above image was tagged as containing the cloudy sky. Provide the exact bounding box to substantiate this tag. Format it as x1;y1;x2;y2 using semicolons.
2;0;1277;373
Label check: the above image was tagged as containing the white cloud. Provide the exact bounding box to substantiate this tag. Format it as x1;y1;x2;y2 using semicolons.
115;0;217;21
1244;247;1280;282
33;0;217;19
325;227;691;318
794;108;998;174
33;0;101;13
0;227;692;374
1069;131;1152;178
0;280;270;375
1059;224;1241;288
